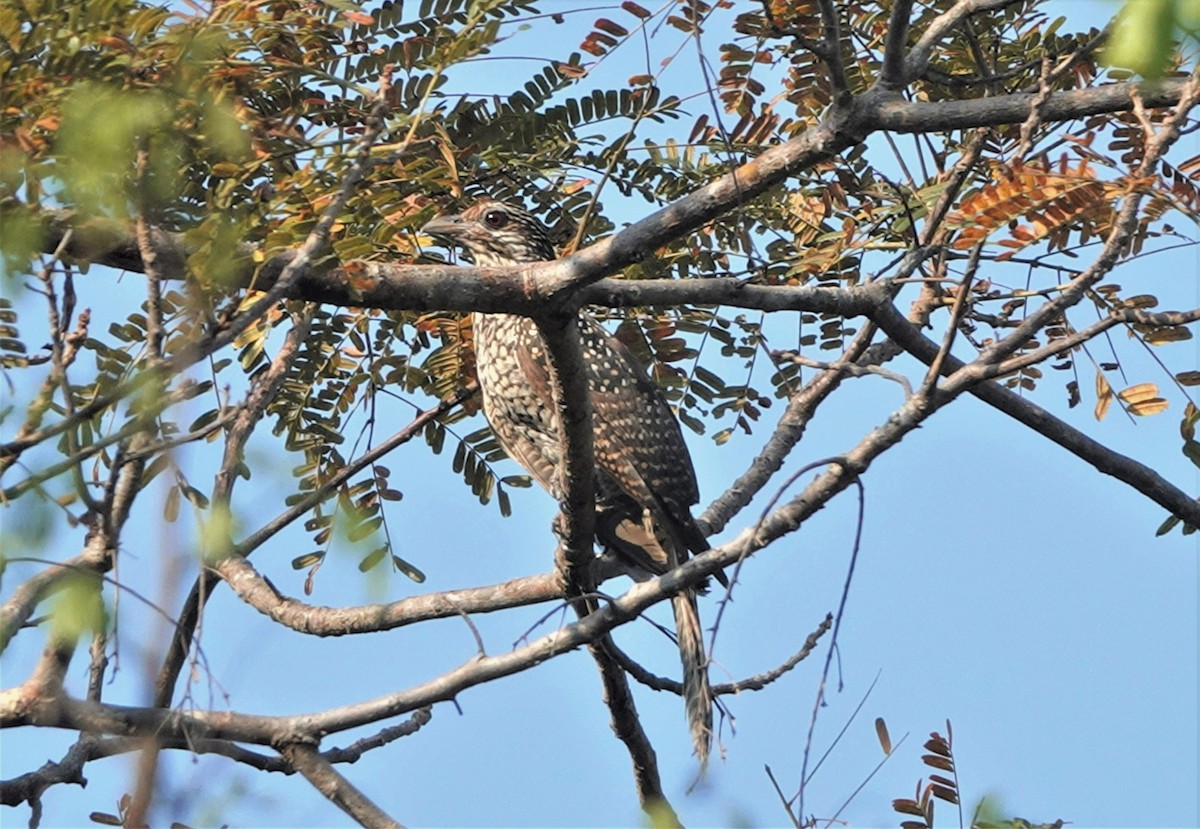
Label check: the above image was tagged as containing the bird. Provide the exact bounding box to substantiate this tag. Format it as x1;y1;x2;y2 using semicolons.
423;199;715;767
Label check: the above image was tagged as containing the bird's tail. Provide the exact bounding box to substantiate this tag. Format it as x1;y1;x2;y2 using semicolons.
672;587;712;770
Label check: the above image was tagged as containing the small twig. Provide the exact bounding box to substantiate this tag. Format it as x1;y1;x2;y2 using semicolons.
802;671;882;789
773;349;913;398
607;612;831;697
322;708;433;764
826;731;909;825
709;456;854;662
815;0;850;97
765;763;804;829
796;470;866;820
450;603;486;657
717;614;832;695
920;246;981;395
1014;57;1055;162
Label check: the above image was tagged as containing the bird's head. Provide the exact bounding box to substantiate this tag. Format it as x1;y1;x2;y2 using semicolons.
422;201;556;266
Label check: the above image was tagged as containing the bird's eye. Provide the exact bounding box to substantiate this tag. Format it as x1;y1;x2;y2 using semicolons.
483;210;508;229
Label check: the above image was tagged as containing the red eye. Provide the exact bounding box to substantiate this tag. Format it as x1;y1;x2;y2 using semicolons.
483;209;508;229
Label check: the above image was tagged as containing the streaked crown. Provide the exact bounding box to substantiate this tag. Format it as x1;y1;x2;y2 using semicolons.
422;201;556;266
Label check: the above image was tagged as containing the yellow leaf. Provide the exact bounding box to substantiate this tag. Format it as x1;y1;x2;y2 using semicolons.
1128;398;1169;416
1118;382;1160;404
1094;371;1113;421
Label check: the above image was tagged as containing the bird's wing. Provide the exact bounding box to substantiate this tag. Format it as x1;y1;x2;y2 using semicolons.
577;316;701;527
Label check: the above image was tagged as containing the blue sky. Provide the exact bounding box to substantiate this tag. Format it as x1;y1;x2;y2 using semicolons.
2;1;1198;827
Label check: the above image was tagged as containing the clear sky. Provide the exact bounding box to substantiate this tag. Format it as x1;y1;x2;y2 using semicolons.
2;1;1198;827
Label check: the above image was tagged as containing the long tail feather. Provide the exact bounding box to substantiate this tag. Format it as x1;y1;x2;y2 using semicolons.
672;588;712;769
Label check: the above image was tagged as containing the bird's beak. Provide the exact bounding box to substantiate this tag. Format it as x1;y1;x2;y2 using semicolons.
421;214;465;241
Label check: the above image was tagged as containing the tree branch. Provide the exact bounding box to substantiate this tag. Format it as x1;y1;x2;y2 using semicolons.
216;554;624;635
280;742;403;829
870;301;1200;527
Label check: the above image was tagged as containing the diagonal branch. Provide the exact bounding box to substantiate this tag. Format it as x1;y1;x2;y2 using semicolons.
280;742;403;829
700;323;879;535
871;302;1200;527
905;0;1029;83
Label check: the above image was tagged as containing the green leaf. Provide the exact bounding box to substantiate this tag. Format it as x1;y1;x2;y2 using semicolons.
1103;0;1176;79
358;546;388;572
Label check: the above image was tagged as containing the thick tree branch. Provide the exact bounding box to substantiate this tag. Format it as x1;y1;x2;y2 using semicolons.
534;315;597;592
33;79;1188;320
871;79;1188;132
878;0;915;89
589;636;677;821
534;302;672;811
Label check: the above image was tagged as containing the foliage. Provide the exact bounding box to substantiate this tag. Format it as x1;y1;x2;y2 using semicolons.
882;720;1064;829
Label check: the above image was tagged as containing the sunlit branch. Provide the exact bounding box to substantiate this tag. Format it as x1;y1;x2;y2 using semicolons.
217;554;624;635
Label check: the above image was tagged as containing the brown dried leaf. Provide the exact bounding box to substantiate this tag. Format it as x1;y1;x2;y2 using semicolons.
924;733;951;755
875;716;892;755
621;0;652;19
557;61;587;79
931;783;960;804
594;18;629;37
922;754;955;772
1144;326;1193;344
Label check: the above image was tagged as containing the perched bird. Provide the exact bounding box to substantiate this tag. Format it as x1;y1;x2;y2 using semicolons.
423;200;715;766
